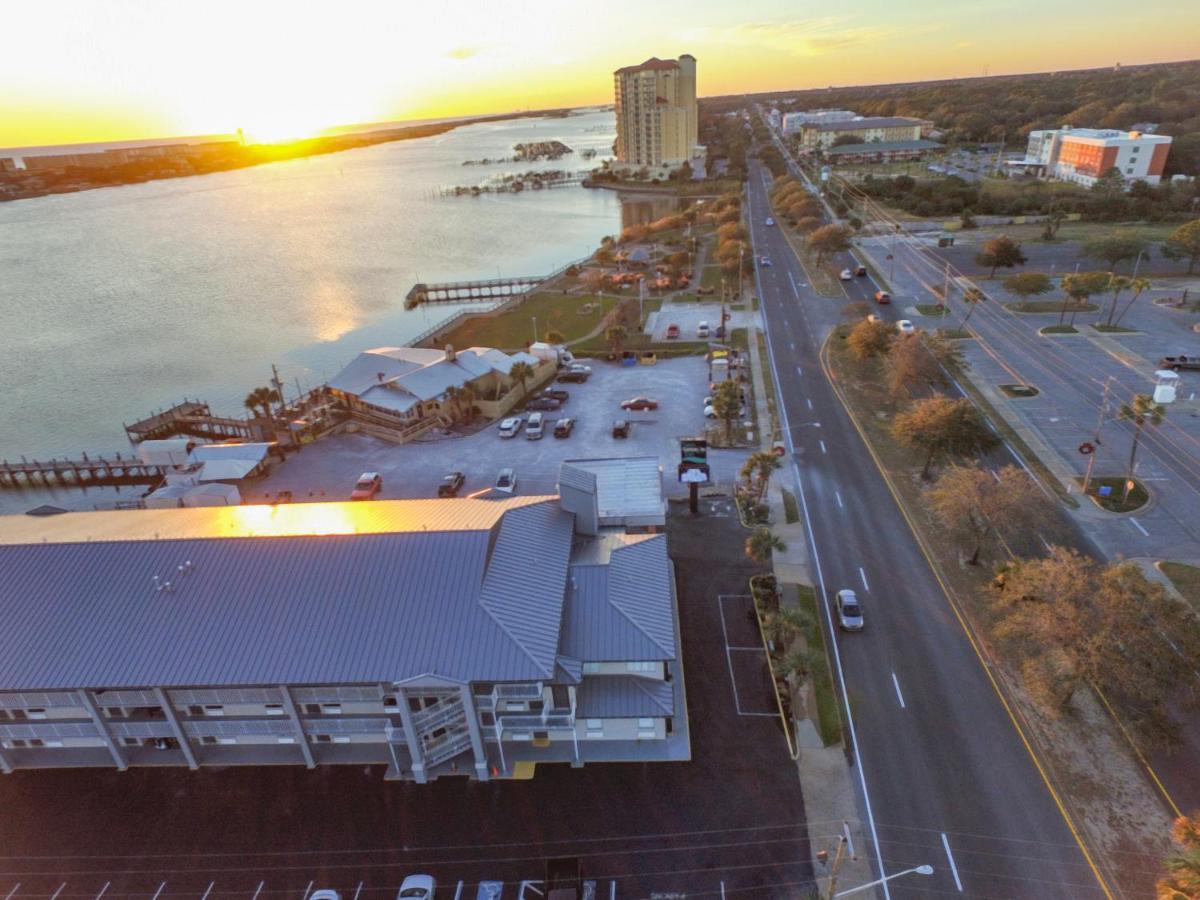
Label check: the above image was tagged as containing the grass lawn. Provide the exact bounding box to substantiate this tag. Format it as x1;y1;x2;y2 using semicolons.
1006;301;1097;314
916;304;950;317
937;328;973;340
700;264;725;292
571;330;709;356
795;584;842;748
1160;562;1200;616
440;291;618;350
1078;476;1149;513
729;327;749;352
780;227;843;298
781;489;800;524
1090;323;1139;334
1040;324;1080;335
979;220;1182;245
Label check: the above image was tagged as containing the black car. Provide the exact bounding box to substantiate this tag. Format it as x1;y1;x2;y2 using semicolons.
553;417;575;438
542;388;570;403
612;418;630;438
437;471;465;497
526;396;562;411
855;265;868;277
557;369;589;383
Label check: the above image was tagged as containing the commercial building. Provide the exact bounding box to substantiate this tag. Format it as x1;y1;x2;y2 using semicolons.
782;109;857;135
326;344;549;439
613;55;700;172
797;116;927;150
824;139;943;166
0;465;687;780
1016;127;1172;186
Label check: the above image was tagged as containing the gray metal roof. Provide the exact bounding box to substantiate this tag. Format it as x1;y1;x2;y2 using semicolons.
809;116;924;132
825;139;942;155
576;676;674;718
0;497;573;691
560;458;664;523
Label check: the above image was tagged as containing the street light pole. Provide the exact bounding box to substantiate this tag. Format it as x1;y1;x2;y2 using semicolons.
832;865;935;898
532;316;538;344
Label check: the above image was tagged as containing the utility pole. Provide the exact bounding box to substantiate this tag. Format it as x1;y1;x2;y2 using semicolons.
942;261;951;308
1083;377;1114;495
823;835;849;900
270;363;284;419
532;316;538;344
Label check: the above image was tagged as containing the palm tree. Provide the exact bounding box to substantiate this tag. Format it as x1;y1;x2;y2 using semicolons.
545;329;566;344
1112;276;1151;329
779;646;824;684
958;287;985;329
754;451;783;502
243;386;279;420
459;383;478;423
766;605;814;647
745;526;786;565
1157;813;1200;900
508;361;535;399
1118;394;1165;503
1102;275;1131;327
442;385;463;422
605;324;627;358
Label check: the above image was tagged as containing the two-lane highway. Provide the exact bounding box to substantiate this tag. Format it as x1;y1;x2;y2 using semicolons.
745;158;1114;898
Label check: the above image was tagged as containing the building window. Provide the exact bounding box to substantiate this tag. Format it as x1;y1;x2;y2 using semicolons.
472;683;494;696
122;737;141;747
626;661;660;674
8;739;27;748
9;709;26;720
187;705;204;717
511;732;532;741
480;712;495;727
321;703;342;715
304;703;322;715
383;697;398;708
586;719;603;729
265;703;285;716
277;737;296;745
638;718;656;729
313;734;333;743
27;708;47;720
201;736;218;745
203;705;224;717
29;739;45;747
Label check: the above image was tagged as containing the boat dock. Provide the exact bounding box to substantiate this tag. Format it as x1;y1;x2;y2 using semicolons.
405;275;547;310
0;453;165;489
124;400;265;443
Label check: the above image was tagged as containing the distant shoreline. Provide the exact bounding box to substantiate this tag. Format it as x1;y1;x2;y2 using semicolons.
0;108;577;203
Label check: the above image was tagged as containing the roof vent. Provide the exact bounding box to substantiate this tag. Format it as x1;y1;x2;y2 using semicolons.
445;344;456;362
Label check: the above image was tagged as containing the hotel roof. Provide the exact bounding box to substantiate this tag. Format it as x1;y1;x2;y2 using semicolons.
808;117;925;132
615;57;680;75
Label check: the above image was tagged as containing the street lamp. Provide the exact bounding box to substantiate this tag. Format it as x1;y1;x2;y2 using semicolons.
833;865;934;898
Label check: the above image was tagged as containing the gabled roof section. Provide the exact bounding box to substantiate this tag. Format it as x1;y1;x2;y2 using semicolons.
576;676;674;718
479;501;576;676
616;57;681;75
607;536;676;657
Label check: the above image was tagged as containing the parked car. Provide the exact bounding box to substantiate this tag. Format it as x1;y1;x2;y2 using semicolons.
557;364;591;383
867;314;881;324
397;875;437;900
494;468;517;493
498;416;523;438
896;320;916;335
553;417;575;438
542;388;570;403
526;412;545;439
437;471;465;497
836;589;864;631
765;217;775;226
350;472;382;500
1160;355;1200;371
874;290;891;304
621;396;659;411
760;256;772;267
855;265;868;277
526;396;562;411
665;323;681;339
696;321;711;339
612;418;630;438
705;403;746;419
839;269;853;281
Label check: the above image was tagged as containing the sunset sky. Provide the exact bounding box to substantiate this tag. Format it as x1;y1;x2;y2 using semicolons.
3;0;1198;148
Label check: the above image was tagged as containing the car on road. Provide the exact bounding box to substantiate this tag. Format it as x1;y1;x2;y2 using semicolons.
839;269;853;281
855;265;868;277
896;320;916;335
397;875;437;900
350;472;382;500
494;468;517;493
665;324;680;339
696;321;711;338
525;395;562;411
836;589;864;631
621;396;659;411
526;411;546;439
759;256;772;267
553;417;575;438
498;416;523;438
765;217;775;226
557;364;592;383
437;471;465;497
874;290;891;304
612;418;630;438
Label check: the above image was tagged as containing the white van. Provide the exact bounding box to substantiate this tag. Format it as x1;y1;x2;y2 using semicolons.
526;412;545;439
697;321;711;339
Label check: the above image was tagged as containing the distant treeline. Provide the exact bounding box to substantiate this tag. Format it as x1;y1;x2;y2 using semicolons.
701;59;1200;175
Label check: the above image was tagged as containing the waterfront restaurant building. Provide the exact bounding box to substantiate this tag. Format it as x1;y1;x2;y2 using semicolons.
0;474;687;781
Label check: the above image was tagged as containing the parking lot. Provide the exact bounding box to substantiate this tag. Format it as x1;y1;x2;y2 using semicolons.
0;508;815;900
644;303;754;344
250;358;751;503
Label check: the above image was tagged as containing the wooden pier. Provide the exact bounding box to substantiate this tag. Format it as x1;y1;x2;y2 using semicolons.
405;275;546;310
124;400;264;444
0;453;166;489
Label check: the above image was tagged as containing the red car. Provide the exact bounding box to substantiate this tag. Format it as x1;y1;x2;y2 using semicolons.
665;324;681;339
874;290;892;304
350;472;383;500
620;397;659;411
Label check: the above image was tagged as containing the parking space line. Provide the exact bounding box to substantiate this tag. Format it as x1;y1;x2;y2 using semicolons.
858;567;869;591
892;673;907;709
719;882;726;900
806;398;813;410
609;882;616;900
796;366;803;377
941;833;963;891
201;883;215;900
842;821;855;857
301;881;313;900
835;491;844;509
1130;517;1150;536
819;440;827;454
150;883;167;900
95;884;110;900
50;886;66;900
251;883;264;900
354;884;364;900
3;884;20;900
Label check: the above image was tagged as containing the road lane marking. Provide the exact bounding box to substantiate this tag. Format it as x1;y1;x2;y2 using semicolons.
842;821;856;857
892;673;906;709
301;882;313;900
1038;533;1053;552
95;886;110;900
990;469;1001;482
787;271;800;299
1130;517;1149;536
354;885;364;900
796;366;803;377
806;398;813;410
50;887;66;900
859;567;869;591
151;884;166;900
819;440;827;454
789;341;795;351
941;833;963;892
611;882;617;900
719;882;725;900
835;491;844;509
3;885;20;900
201;884;215;900
251;884;264;900
453;883;462;900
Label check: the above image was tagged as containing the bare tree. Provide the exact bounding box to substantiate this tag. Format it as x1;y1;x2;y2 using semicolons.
891;396;1000;478
884;332;962;400
927;464;1043;565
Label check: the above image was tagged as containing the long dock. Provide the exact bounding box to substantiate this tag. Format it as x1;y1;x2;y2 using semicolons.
0;453;165;489
124;400;263;443
405;275;546;310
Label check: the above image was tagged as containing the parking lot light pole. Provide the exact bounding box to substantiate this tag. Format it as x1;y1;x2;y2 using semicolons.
832;865;934;898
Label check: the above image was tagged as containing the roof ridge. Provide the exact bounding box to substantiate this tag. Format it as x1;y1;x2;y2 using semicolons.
629;674;673;714
603;537;675;657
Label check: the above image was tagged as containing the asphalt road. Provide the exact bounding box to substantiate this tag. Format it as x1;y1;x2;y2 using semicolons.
744;156;1114;898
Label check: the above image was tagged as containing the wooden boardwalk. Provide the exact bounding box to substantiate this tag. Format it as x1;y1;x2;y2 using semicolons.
0;453;165;489
124;400;262;443
405;274;546;310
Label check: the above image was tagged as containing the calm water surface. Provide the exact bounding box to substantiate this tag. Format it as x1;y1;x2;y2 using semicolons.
0;109;625;476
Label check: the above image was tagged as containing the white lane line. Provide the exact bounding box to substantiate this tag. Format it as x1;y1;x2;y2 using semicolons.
787;271;800;299
719;882;725;900
891;672;907;709
151;884;167;900
301;882;313;900
796;366;803;377
859;567;870;591
750;178;891;898
3;885;20;900
941;833;963;892
610;882;617;900
835;491;844;509
842;821;856;858
354;884;365;900
1038;533;1053;552
251;883;264;900
50;887;66;900
789;341;795;351
990;469;1001;482
452;883;462;900
95;885;110;900
1130;517;1150;536
806;398;814;410
819;440;827;454
201;883;215;900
